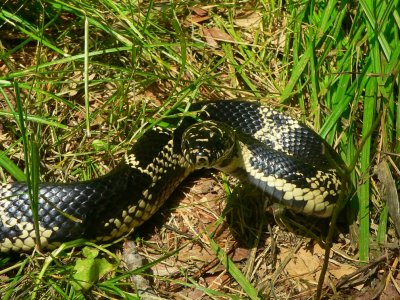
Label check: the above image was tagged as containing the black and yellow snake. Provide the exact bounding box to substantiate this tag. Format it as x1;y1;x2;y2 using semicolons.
0;101;346;252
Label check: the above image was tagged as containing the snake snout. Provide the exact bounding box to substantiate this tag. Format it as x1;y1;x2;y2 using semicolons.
191;148;211;168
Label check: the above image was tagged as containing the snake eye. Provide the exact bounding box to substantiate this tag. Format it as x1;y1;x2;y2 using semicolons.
182;121;236;169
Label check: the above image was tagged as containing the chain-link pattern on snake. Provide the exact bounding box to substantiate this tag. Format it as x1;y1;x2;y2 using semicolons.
0;100;346;252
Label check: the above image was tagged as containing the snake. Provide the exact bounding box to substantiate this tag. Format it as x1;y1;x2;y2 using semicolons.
0;100;346;252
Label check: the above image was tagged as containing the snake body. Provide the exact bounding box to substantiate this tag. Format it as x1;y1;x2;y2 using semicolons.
0;101;345;252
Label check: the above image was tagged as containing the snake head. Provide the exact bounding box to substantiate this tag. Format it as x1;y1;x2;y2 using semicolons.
182;121;236;169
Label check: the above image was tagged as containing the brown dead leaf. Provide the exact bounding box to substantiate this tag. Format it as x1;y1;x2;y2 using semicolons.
207;27;234;41
234;12;262;28
231;247;250;262
151;263;179;277
189;7;208;16
202;27;234;47
205;274;230;287
313;243;326;257
313;242;334;258
279;243;358;290
188;7;210;24
177;243;216;267
190;15;210;24
329;263;358;280
202;28;218;47
279;247;321;282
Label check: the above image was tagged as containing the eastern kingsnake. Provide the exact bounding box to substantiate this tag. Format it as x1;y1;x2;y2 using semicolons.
0;101;346;252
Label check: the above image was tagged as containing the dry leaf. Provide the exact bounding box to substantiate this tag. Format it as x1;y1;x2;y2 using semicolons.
279;247;321;282
202;28;218;47
202;27;234;46
234;12;262;28
151;263;179;277
207;27;234;41
313;243;327;257
231;247;250;262
329;263;358;280
190;15;210;23
188;7;210;24
189;7;208;16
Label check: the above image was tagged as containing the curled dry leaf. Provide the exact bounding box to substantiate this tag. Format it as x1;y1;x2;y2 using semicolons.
188;7;210;24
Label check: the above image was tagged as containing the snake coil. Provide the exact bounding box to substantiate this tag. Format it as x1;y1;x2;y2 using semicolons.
0;101;345;252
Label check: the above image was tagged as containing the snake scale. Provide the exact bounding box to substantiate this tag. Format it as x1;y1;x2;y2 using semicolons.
0;101;345;252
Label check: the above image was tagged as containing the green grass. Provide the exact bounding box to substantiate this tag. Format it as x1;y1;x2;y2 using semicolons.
0;0;399;299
